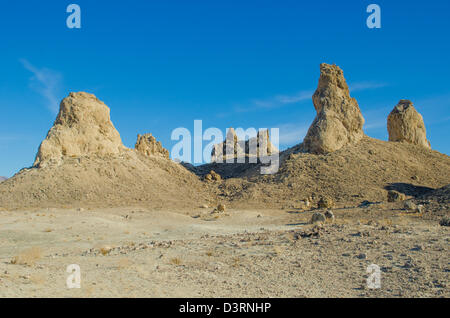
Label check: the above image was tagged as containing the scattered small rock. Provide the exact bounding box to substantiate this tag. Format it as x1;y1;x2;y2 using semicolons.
298;199;310;210
359;200;372;208
411;245;424;252
403;200;417;211
324;210;335;221
416;205;424;214
439;216;450;227
99;246;113;256
403;259;416;269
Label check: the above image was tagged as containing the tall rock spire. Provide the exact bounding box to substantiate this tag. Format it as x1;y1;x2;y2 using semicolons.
34;92;125;167
301;63;365;154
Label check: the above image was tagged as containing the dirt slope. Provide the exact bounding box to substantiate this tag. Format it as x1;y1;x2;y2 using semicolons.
201;137;450;208
0;150;211;210
0;92;213;210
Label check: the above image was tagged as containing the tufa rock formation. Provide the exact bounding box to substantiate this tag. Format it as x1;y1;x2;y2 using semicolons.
211;128;278;163
0;176;6;183
387;100;431;149
301;63;365;154
34;92;125;167
204;170;222;182
245;129;278;158
211;128;244;162
135;133;169;159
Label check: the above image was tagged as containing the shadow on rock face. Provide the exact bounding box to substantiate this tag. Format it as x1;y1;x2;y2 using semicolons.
385;183;434;198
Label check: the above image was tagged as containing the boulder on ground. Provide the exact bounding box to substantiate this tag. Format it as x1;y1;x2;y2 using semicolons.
34;92;125;167
301;63;365;154
204;170;222;182
318;196;334;209
324;210;335;221
135;133;169;159
387;100;431;149
387;190;406;202
311;212;326;224
403;200;417;211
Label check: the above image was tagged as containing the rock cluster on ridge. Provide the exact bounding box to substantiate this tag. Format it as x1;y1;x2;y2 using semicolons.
211;128;278;163
301;63;365;154
135;133;170;159
34;92;126;167
211;128;243;162
245;129;278;159
387;100;431;149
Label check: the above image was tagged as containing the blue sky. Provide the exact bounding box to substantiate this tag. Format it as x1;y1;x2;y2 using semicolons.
0;0;449;177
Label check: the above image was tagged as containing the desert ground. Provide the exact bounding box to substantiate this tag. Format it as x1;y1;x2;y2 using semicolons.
0;200;448;298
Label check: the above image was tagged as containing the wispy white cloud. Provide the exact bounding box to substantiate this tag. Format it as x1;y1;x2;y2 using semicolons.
234;90;313;113
349;81;388;92
364;120;386;131
253;91;313;109
277;122;310;145
20;59;62;113
233;81;387;114
0;135;23;142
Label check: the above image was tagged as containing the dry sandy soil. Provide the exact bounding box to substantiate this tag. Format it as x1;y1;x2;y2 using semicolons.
0;201;448;298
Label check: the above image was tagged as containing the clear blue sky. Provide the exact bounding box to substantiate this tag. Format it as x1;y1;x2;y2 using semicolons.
0;0;449;177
